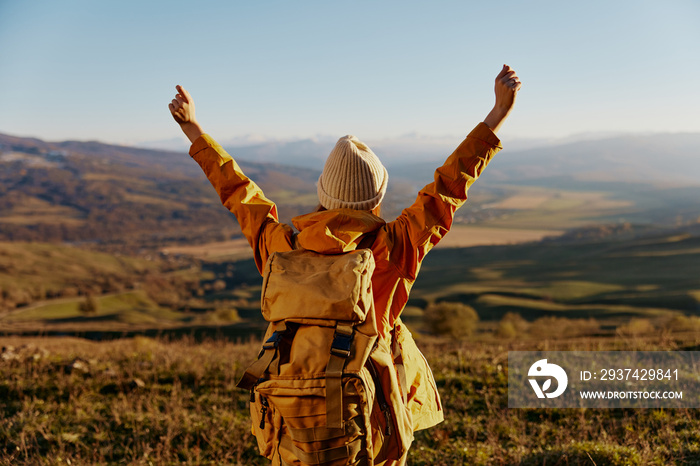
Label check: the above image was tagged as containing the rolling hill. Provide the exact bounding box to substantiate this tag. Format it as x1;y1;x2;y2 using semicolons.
0;132;319;249
3;130;700;251
2;131;700;337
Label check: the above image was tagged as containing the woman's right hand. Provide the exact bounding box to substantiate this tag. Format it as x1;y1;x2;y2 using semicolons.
493;64;522;113
483;65;522;134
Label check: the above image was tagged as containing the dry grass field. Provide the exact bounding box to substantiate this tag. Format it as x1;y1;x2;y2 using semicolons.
1;333;699;465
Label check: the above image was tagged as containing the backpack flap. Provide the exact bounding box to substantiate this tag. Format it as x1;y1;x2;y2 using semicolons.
261;248;375;324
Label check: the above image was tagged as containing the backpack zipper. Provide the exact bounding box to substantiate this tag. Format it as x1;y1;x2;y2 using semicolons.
251;377;269;430
259;395;269;430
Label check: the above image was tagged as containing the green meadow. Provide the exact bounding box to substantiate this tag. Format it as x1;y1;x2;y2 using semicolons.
409;228;700;326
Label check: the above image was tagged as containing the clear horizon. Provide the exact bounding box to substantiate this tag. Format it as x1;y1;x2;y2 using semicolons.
1;1;699;147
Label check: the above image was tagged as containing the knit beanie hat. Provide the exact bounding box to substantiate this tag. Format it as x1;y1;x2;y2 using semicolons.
317;135;388;211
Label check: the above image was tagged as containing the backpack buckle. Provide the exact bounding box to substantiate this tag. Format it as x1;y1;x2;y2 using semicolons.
262;330;284;351
330;327;354;358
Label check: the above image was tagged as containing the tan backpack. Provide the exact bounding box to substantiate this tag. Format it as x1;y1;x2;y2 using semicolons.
237;247;412;465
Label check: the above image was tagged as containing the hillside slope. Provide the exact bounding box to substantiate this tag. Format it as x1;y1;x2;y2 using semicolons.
0;132;319;249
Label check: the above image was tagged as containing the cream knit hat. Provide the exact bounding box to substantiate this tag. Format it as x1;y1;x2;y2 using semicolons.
317;135;388;211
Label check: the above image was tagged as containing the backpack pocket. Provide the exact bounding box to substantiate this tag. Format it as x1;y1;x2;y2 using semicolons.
254;377;373;465
249;390;279;458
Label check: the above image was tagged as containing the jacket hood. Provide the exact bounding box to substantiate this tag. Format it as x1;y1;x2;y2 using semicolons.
292;208;385;254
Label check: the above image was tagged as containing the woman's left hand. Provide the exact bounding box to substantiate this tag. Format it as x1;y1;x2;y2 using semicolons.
169;85;197;125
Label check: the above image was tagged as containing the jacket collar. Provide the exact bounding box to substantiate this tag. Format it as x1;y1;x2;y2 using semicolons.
292;208;385;254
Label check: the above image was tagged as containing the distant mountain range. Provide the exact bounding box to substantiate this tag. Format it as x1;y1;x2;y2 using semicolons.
135;130;700;186
209;132;700;187
1;129;698;249
476;132;700;187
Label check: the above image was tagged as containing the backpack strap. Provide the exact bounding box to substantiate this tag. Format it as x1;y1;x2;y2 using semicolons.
279;433;364;465
291;232;301;250
357;230;378;251
325;322;354;428
286;416;363;443
236;321;288;390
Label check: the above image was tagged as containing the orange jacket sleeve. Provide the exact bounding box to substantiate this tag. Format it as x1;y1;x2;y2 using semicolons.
189;134;294;272
385;122;502;280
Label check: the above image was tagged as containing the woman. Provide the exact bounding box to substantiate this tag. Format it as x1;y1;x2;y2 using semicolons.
169;65;521;464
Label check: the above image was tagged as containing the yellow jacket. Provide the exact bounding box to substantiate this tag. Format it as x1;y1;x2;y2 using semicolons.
189;122;502;431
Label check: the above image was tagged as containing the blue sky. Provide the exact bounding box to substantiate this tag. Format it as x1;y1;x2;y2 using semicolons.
1;0;698;146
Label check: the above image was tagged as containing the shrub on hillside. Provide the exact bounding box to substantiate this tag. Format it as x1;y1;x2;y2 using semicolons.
617;318;655;338
497;312;530;339
664;315;700;333
78;294;100;316
424;301;479;340
497;320;517;339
